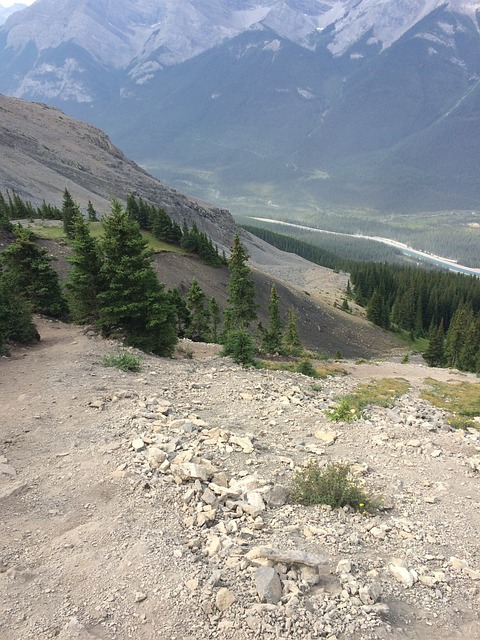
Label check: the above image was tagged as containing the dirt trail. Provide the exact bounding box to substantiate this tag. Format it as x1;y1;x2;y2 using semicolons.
1;319;479;640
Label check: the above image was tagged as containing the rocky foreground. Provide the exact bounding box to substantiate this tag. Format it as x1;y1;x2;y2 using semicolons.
1;319;479;640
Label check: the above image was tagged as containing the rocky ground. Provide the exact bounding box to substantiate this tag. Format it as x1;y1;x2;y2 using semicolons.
1;318;479;640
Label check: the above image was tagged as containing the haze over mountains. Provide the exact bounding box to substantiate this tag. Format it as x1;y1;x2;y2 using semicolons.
1;0;480;213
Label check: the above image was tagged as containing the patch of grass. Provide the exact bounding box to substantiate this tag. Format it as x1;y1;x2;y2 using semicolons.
397;330;428;353
102;351;143;372
421;379;480;419
32;221;185;254
447;416;479;431
326;378;410;422
260;358;346;379
291;461;375;512
32;225;66;241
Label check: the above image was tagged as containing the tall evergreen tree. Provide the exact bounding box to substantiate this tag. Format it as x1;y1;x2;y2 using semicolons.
0;272;39;352
282;307;302;355
367;289;387;328
61;188;81;239
424;321;445;367
0;227;67;318
263;285;282;354
185;279;210;342
444;305;474;368
458;314;480;372
97;199;177;356
223;233;257;335
65;216;103;323
167;288;191;338
87;201;98;222
208;297;221;343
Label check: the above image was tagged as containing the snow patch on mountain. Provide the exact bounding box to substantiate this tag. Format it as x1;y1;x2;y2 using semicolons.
15;59;93;103
448;0;480;21
263;39;282;52
328;0;443;56
297;87;314;99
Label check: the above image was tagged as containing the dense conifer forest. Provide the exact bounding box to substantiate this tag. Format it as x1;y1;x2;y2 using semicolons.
245;224;480;373
1;191;480;372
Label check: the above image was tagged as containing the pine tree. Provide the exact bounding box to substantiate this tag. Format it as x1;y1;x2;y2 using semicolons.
65;216;103;323
221;327;257;367
0;272;39;352
185;279;210;342
444;305;473;368
223;233;257;336
61;188;81;239
87;201;98;222
0;227;67;318
368;286;390;329
97;199;177;356
208;297;221;343
167;288;191;338
424;321;445;367
458;314;480;372
263;285;282;354
282;307;302;355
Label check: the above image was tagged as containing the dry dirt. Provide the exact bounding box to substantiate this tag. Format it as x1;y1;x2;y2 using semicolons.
1;318;479;640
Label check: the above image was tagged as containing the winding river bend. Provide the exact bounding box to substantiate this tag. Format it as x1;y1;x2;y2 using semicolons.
249;217;480;278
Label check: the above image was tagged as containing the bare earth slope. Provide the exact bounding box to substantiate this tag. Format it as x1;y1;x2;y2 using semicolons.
0;94;234;247
1;319;479;640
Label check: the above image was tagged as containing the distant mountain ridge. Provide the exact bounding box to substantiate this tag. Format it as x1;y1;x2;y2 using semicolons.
1;0;480;212
0;3;26;26
0;93;235;249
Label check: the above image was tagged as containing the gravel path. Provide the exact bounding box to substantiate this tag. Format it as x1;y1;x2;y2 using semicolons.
1;319;479;640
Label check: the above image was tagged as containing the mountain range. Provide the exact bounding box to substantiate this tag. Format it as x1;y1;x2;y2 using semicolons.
1;0;480;213
0;92;402;358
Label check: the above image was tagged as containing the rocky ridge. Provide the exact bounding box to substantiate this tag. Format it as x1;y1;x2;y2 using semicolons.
1;319;479;640
0;94;235;249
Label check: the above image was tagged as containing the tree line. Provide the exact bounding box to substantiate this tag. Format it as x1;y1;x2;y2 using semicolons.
0;191;302;364
242;223;409;268
0;190;225;267
245;222;480;374
348;262;480;373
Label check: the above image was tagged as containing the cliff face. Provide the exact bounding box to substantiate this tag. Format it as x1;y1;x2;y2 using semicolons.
0;94;235;248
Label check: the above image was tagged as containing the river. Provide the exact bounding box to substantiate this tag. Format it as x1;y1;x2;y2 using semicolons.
249;217;480;278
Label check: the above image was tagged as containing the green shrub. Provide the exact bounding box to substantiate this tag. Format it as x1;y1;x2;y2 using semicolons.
221;328;257;367
102;351;143;372
291;461;374;511
325;398;361;422
295;358;319;378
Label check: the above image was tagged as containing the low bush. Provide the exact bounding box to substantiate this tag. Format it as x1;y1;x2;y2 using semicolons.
102;351;143;372
325;398;361;422
295;358;319;378
291;461;374;511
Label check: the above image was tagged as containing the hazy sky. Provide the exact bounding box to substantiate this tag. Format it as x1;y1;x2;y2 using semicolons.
1;0;36;7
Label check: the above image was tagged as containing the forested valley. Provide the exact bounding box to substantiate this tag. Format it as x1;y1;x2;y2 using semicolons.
245;225;480;374
1;190;480;374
